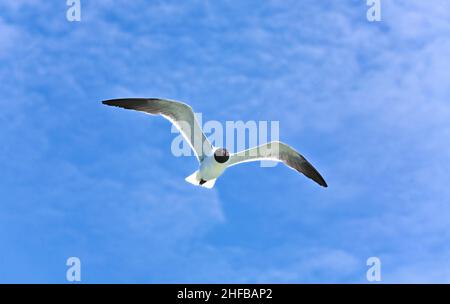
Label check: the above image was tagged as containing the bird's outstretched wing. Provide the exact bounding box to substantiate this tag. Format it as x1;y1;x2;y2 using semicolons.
227;141;327;187
102;98;213;162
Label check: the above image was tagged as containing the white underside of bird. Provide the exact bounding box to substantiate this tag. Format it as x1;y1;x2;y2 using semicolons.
185;154;228;189
102;98;328;189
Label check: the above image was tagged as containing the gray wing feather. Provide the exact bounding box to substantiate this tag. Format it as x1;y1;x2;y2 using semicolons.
228;141;327;187
102;98;213;162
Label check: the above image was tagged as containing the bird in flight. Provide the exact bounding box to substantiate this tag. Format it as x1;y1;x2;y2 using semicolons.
102;98;328;189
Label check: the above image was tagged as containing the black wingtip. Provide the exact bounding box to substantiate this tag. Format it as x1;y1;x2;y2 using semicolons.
314;176;328;188
102;98;151;110
317;174;328;188
102;99;124;107
102;98;134;107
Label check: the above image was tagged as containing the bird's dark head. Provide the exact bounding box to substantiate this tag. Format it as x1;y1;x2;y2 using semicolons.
214;148;229;163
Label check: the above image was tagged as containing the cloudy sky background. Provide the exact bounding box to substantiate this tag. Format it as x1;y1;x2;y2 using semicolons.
1;0;450;283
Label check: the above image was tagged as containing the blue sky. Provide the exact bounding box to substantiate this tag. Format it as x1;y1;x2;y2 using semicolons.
1;0;450;283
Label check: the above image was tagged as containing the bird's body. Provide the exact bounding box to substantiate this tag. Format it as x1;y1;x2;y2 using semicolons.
184;154;228;189
198;154;227;181
102;98;328;189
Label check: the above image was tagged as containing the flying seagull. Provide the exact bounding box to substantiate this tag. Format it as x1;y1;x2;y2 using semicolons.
102;98;328;189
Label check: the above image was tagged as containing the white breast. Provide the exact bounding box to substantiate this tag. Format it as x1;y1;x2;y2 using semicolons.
199;156;227;180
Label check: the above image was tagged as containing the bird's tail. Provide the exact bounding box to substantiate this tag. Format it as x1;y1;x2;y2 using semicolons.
201;179;216;189
185;170;200;185
185;171;216;189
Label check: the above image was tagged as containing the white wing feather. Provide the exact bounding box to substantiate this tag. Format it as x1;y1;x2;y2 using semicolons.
227;141;327;187
103;98;213;162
